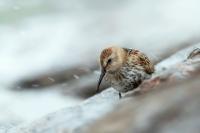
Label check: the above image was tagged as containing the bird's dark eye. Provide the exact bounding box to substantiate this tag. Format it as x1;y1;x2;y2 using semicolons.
107;59;112;64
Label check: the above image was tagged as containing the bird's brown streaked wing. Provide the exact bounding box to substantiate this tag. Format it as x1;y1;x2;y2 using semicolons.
123;48;154;74
138;52;155;74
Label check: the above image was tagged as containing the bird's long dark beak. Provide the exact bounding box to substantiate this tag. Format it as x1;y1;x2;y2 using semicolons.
96;68;106;93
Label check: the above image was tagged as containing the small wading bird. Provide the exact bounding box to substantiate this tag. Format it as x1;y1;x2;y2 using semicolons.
97;46;154;98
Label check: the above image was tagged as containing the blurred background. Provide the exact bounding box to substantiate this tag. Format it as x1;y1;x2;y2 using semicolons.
1;0;200;129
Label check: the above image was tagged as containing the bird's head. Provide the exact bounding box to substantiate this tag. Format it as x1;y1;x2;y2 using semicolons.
97;46;126;92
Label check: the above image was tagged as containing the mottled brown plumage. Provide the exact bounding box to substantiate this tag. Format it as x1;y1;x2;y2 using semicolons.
97;46;154;98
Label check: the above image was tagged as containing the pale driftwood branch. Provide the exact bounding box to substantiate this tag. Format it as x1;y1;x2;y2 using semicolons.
187;48;200;59
152;38;200;64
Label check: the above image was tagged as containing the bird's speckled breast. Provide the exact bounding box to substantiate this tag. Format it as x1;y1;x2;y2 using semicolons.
105;66;148;93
